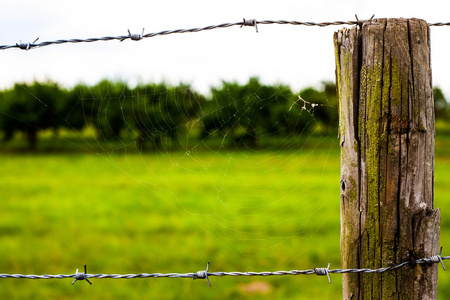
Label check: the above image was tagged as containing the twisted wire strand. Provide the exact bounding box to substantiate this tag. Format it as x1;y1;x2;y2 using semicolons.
0;18;421;51
2;18;450;51
428;22;450;26
1;254;448;285
0;19;347;51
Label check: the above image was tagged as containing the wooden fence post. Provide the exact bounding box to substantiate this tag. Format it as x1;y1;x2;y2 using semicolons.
334;18;440;299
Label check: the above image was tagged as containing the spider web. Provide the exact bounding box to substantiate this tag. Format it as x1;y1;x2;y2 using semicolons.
63;77;340;269
0;77;340;263
0;35;341;298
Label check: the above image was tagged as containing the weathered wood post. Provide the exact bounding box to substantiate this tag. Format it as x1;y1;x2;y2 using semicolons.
334;18;440;299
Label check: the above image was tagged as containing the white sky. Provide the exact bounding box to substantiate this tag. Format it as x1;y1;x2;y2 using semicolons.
1;0;450;96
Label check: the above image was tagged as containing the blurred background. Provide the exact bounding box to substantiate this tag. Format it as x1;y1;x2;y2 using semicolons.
1;1;450;299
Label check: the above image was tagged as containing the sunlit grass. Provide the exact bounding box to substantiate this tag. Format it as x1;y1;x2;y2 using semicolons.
0;134;449;299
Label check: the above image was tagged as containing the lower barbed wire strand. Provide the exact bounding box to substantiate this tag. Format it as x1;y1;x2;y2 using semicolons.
0;253;448;281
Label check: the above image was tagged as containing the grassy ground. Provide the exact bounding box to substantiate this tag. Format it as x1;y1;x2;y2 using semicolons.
0;134;449;299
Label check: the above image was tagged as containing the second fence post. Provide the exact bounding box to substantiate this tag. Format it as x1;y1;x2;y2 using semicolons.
334;18;440;299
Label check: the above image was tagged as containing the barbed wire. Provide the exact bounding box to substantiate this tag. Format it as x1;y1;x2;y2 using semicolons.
2;17;450;51
1;248;447;287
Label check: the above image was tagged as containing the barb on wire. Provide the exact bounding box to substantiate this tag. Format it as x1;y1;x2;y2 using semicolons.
193;262;211;287
355;14;375;28
241;18;258;32
121;28;145;42
0;250;447;287
416;246;446;271
16;38;39;50
314;262;331;283
72;265;92;285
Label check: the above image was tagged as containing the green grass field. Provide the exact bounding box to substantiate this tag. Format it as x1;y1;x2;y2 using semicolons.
1;134;449;299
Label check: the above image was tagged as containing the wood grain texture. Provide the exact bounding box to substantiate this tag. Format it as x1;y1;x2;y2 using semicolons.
334;26;361;300
334;18;440;299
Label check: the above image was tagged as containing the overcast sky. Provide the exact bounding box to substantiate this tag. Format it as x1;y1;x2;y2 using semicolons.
1;0;450;96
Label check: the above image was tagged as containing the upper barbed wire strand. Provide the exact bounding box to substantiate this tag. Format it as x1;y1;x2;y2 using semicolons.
2;19;449;51
428;21;450;26
0;19;361;51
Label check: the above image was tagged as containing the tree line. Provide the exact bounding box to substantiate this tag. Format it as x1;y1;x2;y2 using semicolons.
0;78;447;150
